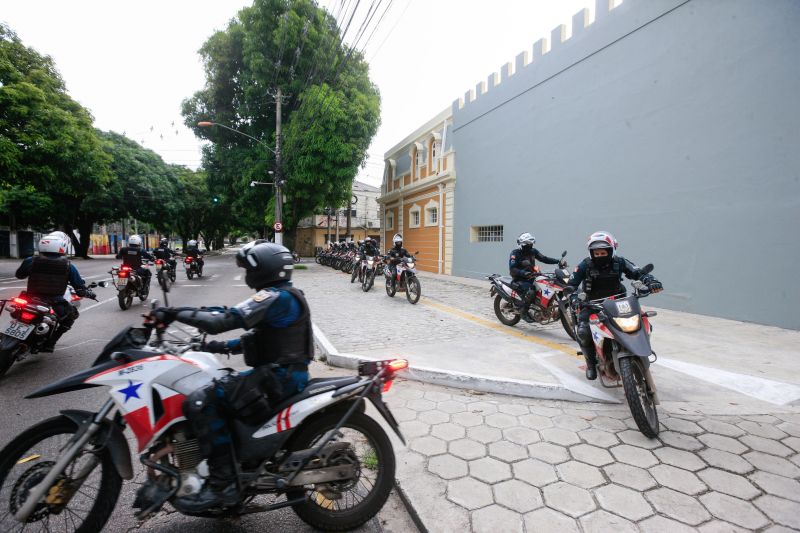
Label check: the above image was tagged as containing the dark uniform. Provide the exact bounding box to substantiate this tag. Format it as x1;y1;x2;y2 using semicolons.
152;244;177;271
509;247;560;307
387;245;411;280
185;246;204;273
116;246;154;289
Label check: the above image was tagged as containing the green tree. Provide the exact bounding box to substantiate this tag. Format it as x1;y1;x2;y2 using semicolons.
182;0;380;243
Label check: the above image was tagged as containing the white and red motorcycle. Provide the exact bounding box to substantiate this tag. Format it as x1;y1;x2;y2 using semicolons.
0;311;407;532
384;254;421;304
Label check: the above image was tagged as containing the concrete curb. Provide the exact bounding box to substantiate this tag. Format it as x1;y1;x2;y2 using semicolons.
311;323;617;404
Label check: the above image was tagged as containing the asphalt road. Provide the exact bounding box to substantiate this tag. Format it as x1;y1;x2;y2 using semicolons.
0;253;417;533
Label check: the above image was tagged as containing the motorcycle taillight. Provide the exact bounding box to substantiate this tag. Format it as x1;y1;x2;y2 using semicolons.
119;271;128;278
19;310;37;323
185;257;193;263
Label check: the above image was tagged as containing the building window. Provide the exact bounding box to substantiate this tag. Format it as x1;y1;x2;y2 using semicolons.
470;225;504;243
350;209;357;217
416;149;425;172
424;199;439;227
429;140;439;169
386;212;394;230
409;205;421;228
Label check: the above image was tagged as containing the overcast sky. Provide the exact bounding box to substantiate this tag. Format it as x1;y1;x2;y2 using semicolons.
2;0;598;187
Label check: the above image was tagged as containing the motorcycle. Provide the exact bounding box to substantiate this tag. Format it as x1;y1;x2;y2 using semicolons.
183;256;203;280
154;259;176;291
0;282;105;378
385;254;421;304
361;255;380;293
350;254;368;285
567;264;661;437
487;251;576;340
291;251;301;264
110;264;151;310
0;310;408;532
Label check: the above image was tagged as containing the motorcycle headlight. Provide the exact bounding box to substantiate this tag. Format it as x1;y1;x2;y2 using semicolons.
407;262;415;269
613;315;640;333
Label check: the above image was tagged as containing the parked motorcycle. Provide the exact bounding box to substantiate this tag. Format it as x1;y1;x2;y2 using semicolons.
487;251;575;340
567;264;661;437
110;264;151;310
0;282;105;378
385;254;421;304
184;256;203;279
291;250;301;264
0;310;408;532
154;259;176;291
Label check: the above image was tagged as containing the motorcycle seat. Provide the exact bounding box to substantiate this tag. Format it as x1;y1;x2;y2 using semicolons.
272;376;360;414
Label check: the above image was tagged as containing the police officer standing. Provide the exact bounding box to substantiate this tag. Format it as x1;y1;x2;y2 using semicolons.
568;231;662;380
15;232;93;352
152;241;312;512
509;233;565;323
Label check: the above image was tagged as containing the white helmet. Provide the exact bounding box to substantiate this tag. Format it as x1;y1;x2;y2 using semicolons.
392;233;403;246
38;232;69;255
187;239;198;248
587;231;618;255
128;235;143;247
516;232;536;248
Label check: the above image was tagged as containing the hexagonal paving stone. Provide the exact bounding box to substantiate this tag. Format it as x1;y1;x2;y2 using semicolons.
485;413;518;429
699;448;755;474
424;390;452;402
527;442;570;464
435;399;467;414
488;440;528;463
749;471;800;502
556;461;605;489
699;418;746;437
579;510;637;533
406;398;437;412
409;435;447;456
449;438;486;461
450;411;484;427
743;451;800;477
650;464;707;495
578;428;619;448
529;405;563;417
513;458;558;486
610;444;658;468
428;454;468;480
618;429;662;449
661;417;704;435
447;477;493;510
777;421;800;437
503;426;540;446
392;407;417;422
588;415;628;431
646;487;711;526
540;427;581;446
468;401;499;415
467;425;503;444
699;433;748;454
658;431;703;451
603;462;657;491
394;387;424;400
783;436;800;453
754;495;800;530
737;420;787;439
431;422;466;441
519;413;555;430
472;504;523;533
401;420;430;439
498;403;529;416
639;515;698;533
493;479;543;513
700;492;769;530
470;456;512;484
594;484;653;521
418;410;449;425
740;434;793;457
654;446;707;472
569;443;614;467
524;507;580;533
542;482;596;518
697;468;760;500
552;414;591;431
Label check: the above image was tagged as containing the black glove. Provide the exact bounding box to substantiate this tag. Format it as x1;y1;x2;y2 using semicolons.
521;260;531;267
204;340;230;354
76;288;87;297
559;259;567;268
648;280;663;293
85;290;97;300
153;307;178;325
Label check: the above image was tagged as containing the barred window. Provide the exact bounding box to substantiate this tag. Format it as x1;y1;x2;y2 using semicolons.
471;225;504;243
426;206;438;226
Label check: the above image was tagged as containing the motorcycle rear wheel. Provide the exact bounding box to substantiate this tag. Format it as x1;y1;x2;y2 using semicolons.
406;276;421;304
187;270;194;280
286;411;395;532
362;270;375;292
619;357;659;438
157;271;170;292
118;291;133;310
0;337;24;379
493;295;521;326
0;415;122;533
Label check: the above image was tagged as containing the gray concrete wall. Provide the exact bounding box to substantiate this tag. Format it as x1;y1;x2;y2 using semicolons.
450;0;800;329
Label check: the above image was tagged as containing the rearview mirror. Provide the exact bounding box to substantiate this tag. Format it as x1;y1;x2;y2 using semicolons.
414;251;419;255
97;281;109;288
561;250;567;257
642;263;654;274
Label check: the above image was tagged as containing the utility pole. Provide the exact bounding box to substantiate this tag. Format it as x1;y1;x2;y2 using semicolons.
274;86;284;246
345;196;352;241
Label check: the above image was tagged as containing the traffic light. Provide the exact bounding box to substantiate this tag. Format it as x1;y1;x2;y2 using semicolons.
212;196;219;203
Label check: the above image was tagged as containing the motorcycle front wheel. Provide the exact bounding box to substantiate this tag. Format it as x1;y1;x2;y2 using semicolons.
560;303;578;341
0;415;122;533
619;356;660;438
493;295;521;326
362;270;375;292
350;265;358;284
385;278;396;297
406;276;421;304
286;411;395;532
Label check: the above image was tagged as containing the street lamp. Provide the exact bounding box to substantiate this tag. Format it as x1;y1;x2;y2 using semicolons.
198;120;285;245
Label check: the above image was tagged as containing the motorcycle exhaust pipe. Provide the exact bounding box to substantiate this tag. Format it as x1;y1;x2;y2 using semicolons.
35;323;51;336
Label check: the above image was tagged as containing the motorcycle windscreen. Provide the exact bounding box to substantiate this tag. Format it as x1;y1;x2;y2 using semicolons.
603;297;651;358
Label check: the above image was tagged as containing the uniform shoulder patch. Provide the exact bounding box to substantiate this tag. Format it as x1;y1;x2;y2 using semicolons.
252;289;274;303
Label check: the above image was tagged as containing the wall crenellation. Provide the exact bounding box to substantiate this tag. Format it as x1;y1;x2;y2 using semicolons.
452;0;622;113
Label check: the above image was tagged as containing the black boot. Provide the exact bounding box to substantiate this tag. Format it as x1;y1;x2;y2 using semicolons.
583;349;598;381
519;304;534;323
40;326;69;353
175;456;239;513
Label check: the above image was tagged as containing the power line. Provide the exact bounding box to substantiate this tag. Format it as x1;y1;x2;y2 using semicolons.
368;0;411;62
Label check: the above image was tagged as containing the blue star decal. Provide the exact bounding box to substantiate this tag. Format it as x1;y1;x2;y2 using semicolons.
118;380;143;403
542;288;552;297
592;330;601;342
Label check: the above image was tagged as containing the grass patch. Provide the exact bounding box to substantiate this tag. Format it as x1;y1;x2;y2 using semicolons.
363;449;379;470
294;264;308;270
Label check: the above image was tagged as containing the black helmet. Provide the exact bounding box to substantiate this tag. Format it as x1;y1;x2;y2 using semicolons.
236;240;294;289
159;238;168;247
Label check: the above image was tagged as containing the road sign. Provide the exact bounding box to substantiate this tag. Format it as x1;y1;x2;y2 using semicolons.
273;222;283;232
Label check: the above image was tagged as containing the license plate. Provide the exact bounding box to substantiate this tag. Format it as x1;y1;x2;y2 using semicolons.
3;319;33;340
116;278;128;288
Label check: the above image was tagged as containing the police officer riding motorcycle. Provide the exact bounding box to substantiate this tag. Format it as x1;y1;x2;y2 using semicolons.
568;231;663;380
509;233;566;323
152;241;312;512
386;234;411;279
116;235;154;297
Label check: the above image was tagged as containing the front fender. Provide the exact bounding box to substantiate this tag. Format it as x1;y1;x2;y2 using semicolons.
610;327;653;366
61;409;133;480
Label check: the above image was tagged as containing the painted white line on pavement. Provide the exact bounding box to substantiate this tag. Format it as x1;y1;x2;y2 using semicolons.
658;357;800;405
0;286;26;290
233;284;248;287
60;338;110;350
532;352;620;403
82;297;116;312
234;275;242;281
